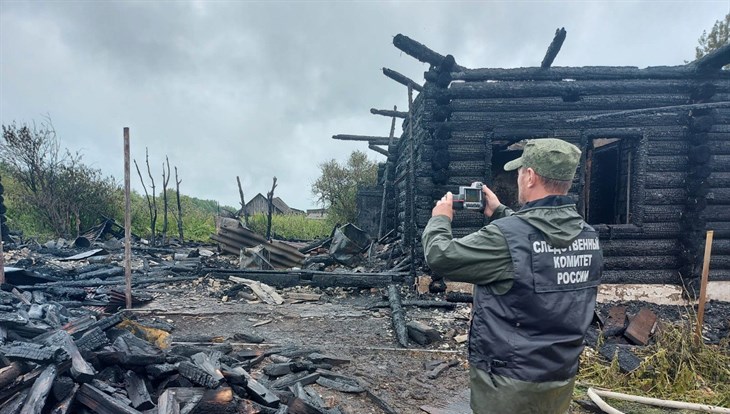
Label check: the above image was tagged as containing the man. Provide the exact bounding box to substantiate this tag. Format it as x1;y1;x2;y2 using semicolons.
422;138;603;414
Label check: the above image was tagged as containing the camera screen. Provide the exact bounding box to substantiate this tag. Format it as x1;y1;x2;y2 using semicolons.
464;188;480;202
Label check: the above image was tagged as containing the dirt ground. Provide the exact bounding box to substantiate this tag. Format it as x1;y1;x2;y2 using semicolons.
131;277;730;414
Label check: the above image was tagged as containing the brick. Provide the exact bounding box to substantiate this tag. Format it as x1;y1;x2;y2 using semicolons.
624;308;657;345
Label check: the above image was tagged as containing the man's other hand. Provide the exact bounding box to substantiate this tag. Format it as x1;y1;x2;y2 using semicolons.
482;185;501;217
432;192;454;221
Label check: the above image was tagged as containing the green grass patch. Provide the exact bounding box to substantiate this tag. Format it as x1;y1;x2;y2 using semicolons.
577;318;730;408
246;214;331;241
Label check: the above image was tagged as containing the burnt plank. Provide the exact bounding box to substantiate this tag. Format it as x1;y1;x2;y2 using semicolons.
0;389;29;414
124;370;154;411
224;366;279;407
177;361;221;389
48;384;78;414
76;383;142;414
0;362;30;389
624;309;658;345
43;330;95;382
19;364;57;414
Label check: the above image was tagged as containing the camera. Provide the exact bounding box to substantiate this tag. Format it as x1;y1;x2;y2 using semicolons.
452;182;485;210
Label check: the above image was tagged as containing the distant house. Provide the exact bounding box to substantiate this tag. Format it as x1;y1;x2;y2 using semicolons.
306;208;328;220
245;193;301;215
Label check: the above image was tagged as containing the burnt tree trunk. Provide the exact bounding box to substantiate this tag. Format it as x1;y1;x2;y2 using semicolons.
174;166;184;242
161;156;171;245
134;148;157;246
237;176;249;227
266;177;277;240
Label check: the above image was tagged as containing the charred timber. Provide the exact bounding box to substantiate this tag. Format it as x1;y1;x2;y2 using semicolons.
382;68;423;92
690;43;730;73
438;79;729;99
567;101;730;123
449;94;695;113
392;34;464;71
331;134;394;146
19;364;57;414
386;284;409;348
541;27;567;68
370;108;407;118
76;383;142;414
450;65;730;82
368;144;389;157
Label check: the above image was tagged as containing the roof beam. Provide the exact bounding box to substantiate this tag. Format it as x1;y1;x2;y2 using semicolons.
382;68;423;92
541;27;567;68
370;108;407;119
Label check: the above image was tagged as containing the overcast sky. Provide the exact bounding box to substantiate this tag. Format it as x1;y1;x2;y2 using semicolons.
1;1;728;211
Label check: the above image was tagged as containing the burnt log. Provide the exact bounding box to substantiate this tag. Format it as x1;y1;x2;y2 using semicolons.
541;28;567;68
0;389;29;414
451;65;730;82
601;270;680;284
370;108;407;119
0;361;30;390
42;330;95;382
369;300;457;310
48;384;78;414
691;43;730;72
442;79;728;99
382;68;423;92
76;383;142;414
1;342;61;364
331;134;393;146
223;366;279;407
157;388;205;414
449;94;692;113
603;256;680;271
387;284;409;348
75;267;124;280
176;361;222;389
393;34;460;69
75;327;110;352
124;370;154;411
601;240;681;256
51;376;75;402
19;364;57;414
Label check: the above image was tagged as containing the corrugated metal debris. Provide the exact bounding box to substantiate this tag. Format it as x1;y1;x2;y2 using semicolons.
211;217;305;269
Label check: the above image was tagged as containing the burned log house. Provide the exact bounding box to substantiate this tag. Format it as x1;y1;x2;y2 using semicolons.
351;32;730;295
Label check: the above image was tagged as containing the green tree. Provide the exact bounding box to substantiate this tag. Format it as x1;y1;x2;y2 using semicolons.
695;13;730;60
1;119;121;238
311;150;378;225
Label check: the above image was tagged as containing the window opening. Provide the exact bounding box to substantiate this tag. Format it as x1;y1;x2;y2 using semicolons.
584;138;635;225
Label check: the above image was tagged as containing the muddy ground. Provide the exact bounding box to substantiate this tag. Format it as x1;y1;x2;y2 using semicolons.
131;277;730;414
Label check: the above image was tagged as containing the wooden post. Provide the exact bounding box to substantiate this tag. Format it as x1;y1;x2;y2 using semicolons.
696;230;713;344
407;85;416;283
378;106;398;239
124;128;132;310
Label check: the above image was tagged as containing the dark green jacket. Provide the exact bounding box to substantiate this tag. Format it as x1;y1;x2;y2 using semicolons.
422;195;594;414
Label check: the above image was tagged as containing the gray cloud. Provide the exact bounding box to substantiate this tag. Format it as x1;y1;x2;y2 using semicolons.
1;1;728;210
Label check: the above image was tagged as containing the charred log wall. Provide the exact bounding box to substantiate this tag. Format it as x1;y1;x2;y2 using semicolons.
392;63;730;285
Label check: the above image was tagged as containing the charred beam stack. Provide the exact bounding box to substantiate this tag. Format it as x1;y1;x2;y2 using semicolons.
383;32;730;288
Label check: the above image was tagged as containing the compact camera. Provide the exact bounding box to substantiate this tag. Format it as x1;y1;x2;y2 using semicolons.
452;182;485;210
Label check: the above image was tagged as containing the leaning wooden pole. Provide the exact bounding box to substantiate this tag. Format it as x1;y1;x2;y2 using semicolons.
378;106;398;239
696;230;714;344
123;127;132;309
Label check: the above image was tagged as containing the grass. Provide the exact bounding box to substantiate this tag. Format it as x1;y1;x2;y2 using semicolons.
576;316;730;410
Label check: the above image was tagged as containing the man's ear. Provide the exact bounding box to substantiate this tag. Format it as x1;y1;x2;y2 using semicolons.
525;168;537;187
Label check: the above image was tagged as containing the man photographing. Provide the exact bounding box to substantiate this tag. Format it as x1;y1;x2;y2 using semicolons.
422;138;603;414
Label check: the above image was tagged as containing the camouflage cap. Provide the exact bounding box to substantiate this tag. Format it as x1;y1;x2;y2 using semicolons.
504;138;581;181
